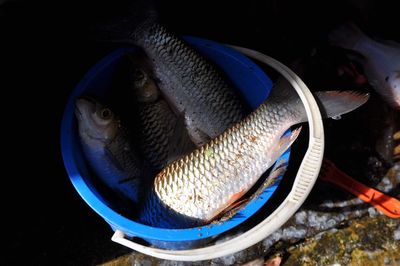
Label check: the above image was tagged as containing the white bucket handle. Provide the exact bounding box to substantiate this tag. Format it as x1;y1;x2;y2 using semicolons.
111;45;324;261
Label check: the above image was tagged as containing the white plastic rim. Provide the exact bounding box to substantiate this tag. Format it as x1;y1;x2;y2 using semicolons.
111;45;325;261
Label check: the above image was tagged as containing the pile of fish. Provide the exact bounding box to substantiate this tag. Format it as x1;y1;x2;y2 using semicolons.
75;20;372;230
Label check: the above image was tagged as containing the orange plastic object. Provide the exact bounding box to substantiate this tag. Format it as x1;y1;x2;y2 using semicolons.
320;159;400;218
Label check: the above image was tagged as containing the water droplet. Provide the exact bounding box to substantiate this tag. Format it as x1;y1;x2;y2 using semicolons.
331;115;341;120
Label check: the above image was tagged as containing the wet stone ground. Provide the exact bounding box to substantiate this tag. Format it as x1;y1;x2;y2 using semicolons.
283;215;400;266
101;163;400;266
101;216;400;266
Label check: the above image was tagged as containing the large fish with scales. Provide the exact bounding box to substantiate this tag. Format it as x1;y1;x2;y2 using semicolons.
128;54;196;170
138;80;369;228
99;18;247;146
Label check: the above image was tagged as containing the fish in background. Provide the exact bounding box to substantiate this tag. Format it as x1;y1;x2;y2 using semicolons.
329;22;400;109
127;54;196;171
75;97;147;204
96;13;248;147
139;79;369;229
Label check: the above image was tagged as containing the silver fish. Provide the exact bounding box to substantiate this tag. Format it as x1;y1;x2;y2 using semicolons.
329;22;400;109
131;22;247;146
139;80;369;228
75;97;144;203
128;55;196;170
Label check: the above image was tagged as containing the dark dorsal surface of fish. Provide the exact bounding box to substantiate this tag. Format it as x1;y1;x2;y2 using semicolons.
132;22;247;146
128;55;196;171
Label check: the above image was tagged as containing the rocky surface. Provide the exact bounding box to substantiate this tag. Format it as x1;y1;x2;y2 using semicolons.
282;215;400;266
101;163;399;266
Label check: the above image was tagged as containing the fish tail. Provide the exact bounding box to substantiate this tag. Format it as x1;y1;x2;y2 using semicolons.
312;90;369;120
270;78;369;124
328;22;369;51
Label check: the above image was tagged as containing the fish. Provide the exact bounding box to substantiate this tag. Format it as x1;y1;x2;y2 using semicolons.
128;54;196;170
75;97;146;204
138;79;369;228
329;22;400;109
104;19;248;146
214;159;288;224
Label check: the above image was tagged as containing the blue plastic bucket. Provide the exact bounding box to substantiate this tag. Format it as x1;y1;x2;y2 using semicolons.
61;36;291;250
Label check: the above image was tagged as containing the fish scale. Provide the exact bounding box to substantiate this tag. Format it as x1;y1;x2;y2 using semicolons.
141;100;296;226
127;56;196;171
133;23;246;145
138;101;175;169
138;80;369;228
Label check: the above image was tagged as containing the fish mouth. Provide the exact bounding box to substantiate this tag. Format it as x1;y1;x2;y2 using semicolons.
75;96;96;119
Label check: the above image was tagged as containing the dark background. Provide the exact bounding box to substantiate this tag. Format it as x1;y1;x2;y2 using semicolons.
2;0;398;265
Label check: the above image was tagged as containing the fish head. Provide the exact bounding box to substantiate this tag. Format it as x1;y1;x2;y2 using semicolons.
75;97;119;142
131;67;160;103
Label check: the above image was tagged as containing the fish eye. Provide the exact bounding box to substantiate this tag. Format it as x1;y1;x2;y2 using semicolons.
99;108;112;119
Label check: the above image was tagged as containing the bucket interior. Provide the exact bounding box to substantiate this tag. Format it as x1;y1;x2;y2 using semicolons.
61;37;291;246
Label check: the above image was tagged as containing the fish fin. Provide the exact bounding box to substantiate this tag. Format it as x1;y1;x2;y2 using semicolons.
209;156;292;223
166;114;197;164
225;198;249;214
270;127;302;164
209;151;294;222
252;160;288;198
208;188;247;222
328;22;368;51
227;190;247;206
215;159;287;220
216;199;250;223
270;78;369;124
213;161;290;223
188;128;212;147
312;91;370;121
183;113;212;147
